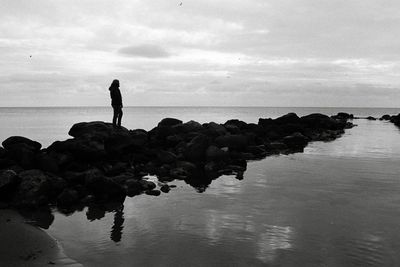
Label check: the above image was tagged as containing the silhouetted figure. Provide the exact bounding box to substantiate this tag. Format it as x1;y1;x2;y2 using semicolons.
109;79;123;128
111;205;125;242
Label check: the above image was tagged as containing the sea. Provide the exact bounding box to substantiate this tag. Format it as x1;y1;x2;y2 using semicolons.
1;106;400;267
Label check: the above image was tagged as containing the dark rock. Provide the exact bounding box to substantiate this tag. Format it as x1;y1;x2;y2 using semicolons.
224;119;248;130
124;179;143;196
2;136;41;151
380;114;391;120
145;189;161;196
158;118;183;127
4;143;37;170
205;145;228;162
204;122;227;136
274;113;300;125
180;120;203;133
215;134;247;151
0;170;20;199
13;169;53;207
85;171;125;199
57;189;79;206
268;142;288;151
366;116;376;120
283;132;309;149
332;112;353;120
301;113;342;130
157;150;178;164
48;138;106;161
160;184;170;193
139;180;156;191
68;121;128;139
35;152;59;173
184;134;209;162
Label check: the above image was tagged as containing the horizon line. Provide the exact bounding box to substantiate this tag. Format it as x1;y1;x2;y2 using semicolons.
0;105;399;109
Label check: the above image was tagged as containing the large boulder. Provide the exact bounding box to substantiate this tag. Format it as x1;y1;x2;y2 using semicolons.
380;114;391;121
331;112;353;120
274;113;300;125
3;143;37;169
69;121;128;139
158;118;183;127
2;136;41;151
48;137;106;161
301;113;342;130
0;170;20;199
13;169;53;207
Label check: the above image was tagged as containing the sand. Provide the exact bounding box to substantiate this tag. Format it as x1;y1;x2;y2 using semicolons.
0;209;83;267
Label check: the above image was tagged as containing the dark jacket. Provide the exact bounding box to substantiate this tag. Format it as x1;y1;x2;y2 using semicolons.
109;87;122;106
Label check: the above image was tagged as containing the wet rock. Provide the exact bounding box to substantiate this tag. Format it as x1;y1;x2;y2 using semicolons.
274;113;300;125
380;114;391;121
48;137;106;161
366;116;376;120
215;134;247;151
145;189;161;196
68;121;128;139
184;134;209;162
2;136;41;151
160;184;170;193
35;152;59;173
206;145;228;162
13;169;53;207
181;120;203;133
85;172;125;199
158;118;183;127
283;132;309;149
57;189;80;206
157;150;178;164
139;180;156;191
204;122;227;136
332;112;354;120
0;170;20;199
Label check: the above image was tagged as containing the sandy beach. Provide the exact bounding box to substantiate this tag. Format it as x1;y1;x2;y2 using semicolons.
0;209;82;267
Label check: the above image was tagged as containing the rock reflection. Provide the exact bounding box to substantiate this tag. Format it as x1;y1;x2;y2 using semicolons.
111;205;125;243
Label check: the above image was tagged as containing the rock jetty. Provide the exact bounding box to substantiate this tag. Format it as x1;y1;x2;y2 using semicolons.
380;113;400;127
0;112;354;211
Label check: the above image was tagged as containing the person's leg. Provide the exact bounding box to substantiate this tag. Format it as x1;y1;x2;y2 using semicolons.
112;106;118;127
117;107;123;127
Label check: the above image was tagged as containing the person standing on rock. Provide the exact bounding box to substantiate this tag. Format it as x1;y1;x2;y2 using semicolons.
109;79;123;128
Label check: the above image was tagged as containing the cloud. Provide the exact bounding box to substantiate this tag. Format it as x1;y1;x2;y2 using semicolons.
118;44;171;58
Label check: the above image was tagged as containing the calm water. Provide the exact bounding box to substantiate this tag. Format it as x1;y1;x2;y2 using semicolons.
2;107;400;266
0;106;398;146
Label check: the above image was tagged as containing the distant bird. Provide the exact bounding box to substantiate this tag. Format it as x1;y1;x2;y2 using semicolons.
29;55;32;58
179;2;182;6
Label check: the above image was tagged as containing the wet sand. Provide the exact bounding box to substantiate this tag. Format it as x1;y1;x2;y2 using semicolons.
0;209;82;267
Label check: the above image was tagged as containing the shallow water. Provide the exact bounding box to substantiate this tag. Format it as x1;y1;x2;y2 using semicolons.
40;118;400;267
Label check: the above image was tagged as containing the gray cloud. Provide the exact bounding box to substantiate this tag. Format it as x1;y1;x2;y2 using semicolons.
118;44;171;58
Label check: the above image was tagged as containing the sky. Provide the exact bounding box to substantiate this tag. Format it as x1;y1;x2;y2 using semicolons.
0;0;399;107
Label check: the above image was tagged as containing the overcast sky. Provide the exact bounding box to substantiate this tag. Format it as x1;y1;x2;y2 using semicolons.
0;0;399;107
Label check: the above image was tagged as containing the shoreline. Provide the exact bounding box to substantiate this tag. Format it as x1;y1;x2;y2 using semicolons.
0;209;82;267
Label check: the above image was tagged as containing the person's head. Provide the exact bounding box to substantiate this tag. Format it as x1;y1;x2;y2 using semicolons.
110;79;119;88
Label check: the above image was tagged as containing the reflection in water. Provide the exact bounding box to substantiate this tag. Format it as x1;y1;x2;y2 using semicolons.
111;205;124;243
31;119;400;266
257;225;293;264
